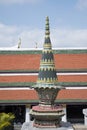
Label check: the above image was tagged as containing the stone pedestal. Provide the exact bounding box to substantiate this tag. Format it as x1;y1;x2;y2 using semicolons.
62;105;67;122
21;121;74;130
30;105;64;128
83;108;87;125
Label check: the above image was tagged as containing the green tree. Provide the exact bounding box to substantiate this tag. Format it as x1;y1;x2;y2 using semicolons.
0;112;15;130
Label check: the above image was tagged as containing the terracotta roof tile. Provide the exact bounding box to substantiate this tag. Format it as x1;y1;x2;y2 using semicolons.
0;89;87;101
0;75;37;82
0;53;87;71
0;75;87;83
0;90;38;100
58;75;87;82
0;54;40;71
54;54;87;70
57;89;87;100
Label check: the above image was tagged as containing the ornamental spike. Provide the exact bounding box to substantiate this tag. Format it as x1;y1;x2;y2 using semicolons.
45;16;50;38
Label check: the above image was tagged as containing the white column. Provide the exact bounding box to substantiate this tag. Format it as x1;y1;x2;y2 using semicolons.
83;108;87;125
62;104;67;122
25;105;30;122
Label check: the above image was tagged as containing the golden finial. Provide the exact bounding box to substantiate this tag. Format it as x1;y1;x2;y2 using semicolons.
45;16;50;37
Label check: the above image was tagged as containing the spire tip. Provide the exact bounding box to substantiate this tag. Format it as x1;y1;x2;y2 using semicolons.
45;16;50;37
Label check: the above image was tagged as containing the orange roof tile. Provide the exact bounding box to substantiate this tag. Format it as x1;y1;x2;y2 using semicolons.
0;75;37;82
0;75;87;83
0;53;87;71
58;75;87;82
57;89;87;100
0;90;38;100
54;54;87;70
0;89;87;102
0;54;41;71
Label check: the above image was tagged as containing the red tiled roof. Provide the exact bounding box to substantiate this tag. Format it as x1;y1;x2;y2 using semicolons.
0;90;38;100
0;89;87;102
0;54;40;71
0;75;87;83
55;54;87;70
0;75;37;82
0;53;87;71
57;89;87;100
58;75;87;82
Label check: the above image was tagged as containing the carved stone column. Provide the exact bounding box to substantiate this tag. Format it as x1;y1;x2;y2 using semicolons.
83;108;87;125
25;105;31;122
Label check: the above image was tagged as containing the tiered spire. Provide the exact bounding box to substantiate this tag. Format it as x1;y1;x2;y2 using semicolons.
34;16;60;88
44;16;51;49
30;17;64;128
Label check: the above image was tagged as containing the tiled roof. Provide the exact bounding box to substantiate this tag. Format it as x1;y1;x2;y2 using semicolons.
0;89;87;104
0;75;37;83
55;54;87;71
0;53;87;72
0;54;40;72
57;89;87;100
0;90;38;100
0;50;87;103
58;75;87;82
0;75;87;87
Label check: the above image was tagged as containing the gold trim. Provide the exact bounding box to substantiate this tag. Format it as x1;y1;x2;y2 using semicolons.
37;78;58;83
43;49;53;53
43;44;52;48
40;66;55;70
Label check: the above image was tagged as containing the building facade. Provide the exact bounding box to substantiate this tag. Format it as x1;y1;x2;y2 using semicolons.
0;48;87;124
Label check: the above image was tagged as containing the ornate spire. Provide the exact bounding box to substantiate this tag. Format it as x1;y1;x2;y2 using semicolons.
30;17;64;128
34;16;60;89
44;16;52;50
45;16;50;38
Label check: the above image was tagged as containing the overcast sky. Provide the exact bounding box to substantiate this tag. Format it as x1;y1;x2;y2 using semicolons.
0;0;87;48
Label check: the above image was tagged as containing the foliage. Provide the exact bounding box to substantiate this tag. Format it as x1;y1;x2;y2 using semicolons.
0;112;15;130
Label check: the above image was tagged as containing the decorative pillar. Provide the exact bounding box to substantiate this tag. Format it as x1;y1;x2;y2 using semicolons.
83;108;87;125
25;105;31;122
62;104;67;122
30;16;65;128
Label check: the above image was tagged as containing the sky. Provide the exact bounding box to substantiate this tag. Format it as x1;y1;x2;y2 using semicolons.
0;0;87;48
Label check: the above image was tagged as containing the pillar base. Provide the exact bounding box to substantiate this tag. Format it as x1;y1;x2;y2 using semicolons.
21;121;74;130
30;105;64;128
